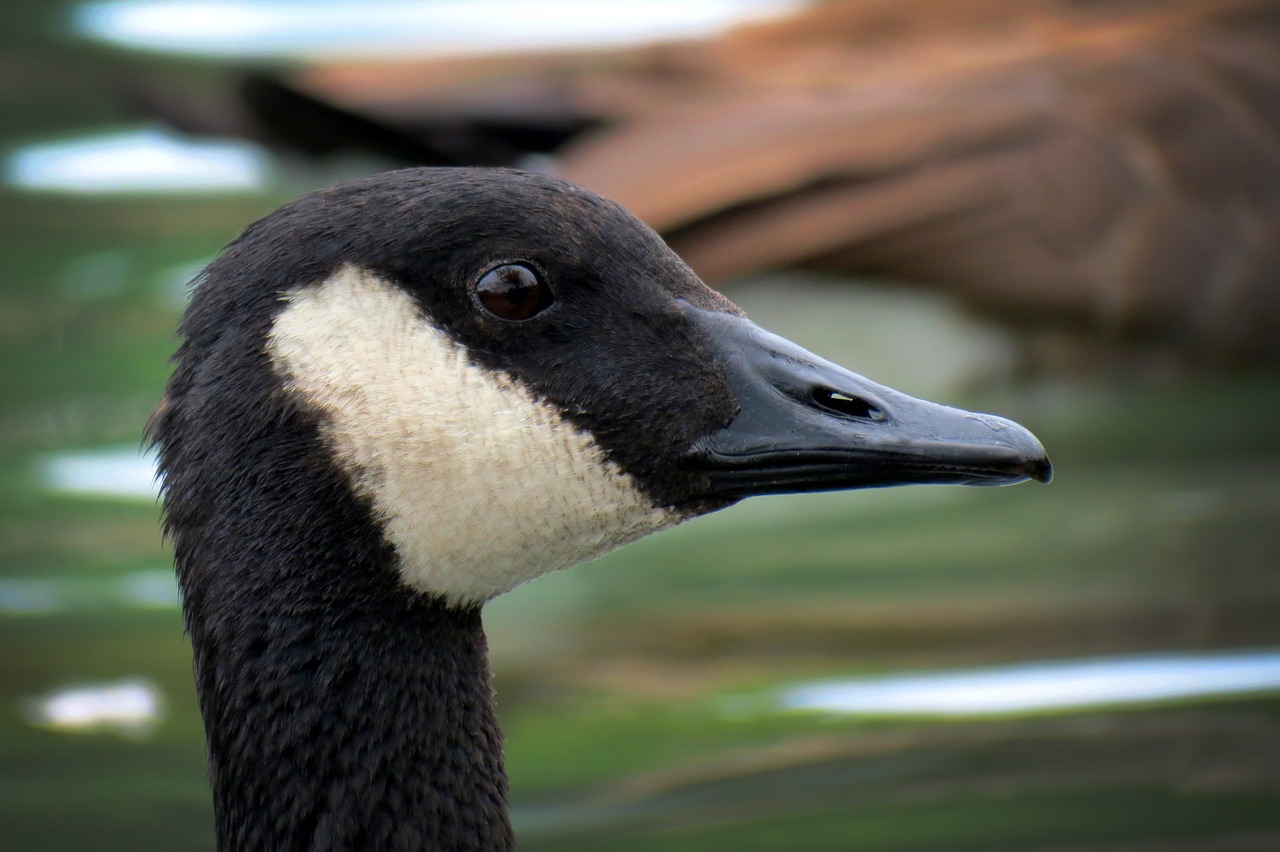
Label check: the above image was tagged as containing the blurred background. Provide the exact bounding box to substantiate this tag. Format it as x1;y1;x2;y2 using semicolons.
3;0;1280;849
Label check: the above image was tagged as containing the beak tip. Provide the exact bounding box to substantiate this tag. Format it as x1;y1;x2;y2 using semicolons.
1026;456;1054;484
1007;423;1052;484
983;414;1052;486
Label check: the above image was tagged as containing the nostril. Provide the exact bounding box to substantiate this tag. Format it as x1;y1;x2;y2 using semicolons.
813;387;886;422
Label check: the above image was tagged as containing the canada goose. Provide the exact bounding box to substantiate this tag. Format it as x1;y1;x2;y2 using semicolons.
130;0;1280;357
150;167;1050;851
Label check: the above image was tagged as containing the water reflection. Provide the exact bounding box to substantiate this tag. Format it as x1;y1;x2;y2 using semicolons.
780;649;1280;716
5;128;269;194
74;0;802;58
0;570;178;615
40;446;158;500
22;679;164;737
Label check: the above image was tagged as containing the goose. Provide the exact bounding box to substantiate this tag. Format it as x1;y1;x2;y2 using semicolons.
130;0;1280;358
150;166;1051;851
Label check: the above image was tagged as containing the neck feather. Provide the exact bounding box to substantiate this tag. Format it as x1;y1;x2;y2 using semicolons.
204;595;512;851
158;368;513;851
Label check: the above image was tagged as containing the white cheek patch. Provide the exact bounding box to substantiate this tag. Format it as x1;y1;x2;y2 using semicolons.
267;266;677;607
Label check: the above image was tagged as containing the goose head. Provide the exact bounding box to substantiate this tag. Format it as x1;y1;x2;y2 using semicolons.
152;167;1049;849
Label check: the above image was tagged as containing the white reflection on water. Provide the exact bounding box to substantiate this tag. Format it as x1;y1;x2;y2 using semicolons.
23;679;163;737
116;570;181;608
6;128;268;194
75;0;801;59
780;649;1280;716
40;446;159;500
0;570;179;615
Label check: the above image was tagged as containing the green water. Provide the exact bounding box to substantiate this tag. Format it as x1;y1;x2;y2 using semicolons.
3;4;1280;850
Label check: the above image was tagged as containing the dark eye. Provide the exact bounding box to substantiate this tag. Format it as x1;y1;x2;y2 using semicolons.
473;263;553;322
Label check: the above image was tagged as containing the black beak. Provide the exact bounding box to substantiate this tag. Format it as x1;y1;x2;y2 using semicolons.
684;307;1052;499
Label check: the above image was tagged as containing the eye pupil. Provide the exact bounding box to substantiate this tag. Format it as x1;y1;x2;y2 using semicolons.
475;263;553;321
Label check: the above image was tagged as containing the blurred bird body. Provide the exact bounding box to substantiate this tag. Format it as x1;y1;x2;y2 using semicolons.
128;0;1280;360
